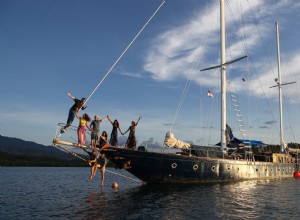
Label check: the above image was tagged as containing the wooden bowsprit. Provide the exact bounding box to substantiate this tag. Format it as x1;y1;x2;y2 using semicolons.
53;137;92;150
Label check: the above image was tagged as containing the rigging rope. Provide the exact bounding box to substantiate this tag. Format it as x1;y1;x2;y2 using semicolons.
169;2;211;132
225;0;281;141
244;0;277;79
83;0;165;107
55;144;87;161
279;38;297;143
106;170;146;184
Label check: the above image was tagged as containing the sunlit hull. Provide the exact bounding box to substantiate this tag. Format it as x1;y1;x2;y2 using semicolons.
103;147;297;184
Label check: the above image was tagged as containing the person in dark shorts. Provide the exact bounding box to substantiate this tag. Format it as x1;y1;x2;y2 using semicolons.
90;115;107;148
60;92;87;134
97;153;108;186
83;148;98;180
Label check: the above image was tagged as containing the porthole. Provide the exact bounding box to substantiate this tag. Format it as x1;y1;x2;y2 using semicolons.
256;168;259;172
227;167;231;171
171;163;177;169
211;166;216;171
193;164;198;170
283;168;285;172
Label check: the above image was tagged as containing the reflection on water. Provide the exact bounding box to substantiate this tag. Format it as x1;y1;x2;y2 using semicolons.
1;167;300;219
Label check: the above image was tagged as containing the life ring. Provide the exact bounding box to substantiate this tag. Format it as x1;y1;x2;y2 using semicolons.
171;163;177;169
193;164;198;170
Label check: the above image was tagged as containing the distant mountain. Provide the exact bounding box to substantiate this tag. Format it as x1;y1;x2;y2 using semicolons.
0;135;74;160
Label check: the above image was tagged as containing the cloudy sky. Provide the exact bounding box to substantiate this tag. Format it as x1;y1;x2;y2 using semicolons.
1;0;300;147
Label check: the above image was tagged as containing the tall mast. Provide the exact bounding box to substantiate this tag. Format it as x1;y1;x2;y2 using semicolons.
220;0;227;153
275;22;284;152
201;0;246;152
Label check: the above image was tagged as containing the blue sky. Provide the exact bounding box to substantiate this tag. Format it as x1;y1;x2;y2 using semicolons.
1;0;300;147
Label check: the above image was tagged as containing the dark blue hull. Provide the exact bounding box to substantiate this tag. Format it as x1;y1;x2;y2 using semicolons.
103;147;298;184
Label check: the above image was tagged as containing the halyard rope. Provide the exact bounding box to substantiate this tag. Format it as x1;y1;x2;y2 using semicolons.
84;0;166;106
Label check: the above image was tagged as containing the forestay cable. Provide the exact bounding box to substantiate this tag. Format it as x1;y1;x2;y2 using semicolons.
84;0;166;106
106;170;146;184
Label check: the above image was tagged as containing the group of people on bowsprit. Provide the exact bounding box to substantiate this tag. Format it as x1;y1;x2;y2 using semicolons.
60;92;142;184
60;92;142;150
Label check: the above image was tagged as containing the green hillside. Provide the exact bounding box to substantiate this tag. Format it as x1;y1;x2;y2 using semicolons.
0;135;88;167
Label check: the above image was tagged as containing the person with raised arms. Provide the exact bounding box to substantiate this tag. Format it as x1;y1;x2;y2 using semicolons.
107;115;123;147
123;116;142;150
61;92;87;134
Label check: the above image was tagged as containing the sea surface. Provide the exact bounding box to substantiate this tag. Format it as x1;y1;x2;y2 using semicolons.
1;167;300;220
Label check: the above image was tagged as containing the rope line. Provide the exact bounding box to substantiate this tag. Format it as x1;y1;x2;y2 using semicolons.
169;3;210;132
83;0;165;106
55;144;87;161
106;170;145;184
225;0;282;141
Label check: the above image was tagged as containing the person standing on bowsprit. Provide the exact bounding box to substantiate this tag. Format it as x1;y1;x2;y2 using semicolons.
60;92;87;134
123;116;142;150
90;115;107;148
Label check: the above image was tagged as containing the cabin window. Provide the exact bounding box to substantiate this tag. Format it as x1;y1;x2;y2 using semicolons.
193;164;198;171
171;163;177;169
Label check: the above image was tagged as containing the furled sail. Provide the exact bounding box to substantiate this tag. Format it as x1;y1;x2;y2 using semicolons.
164;132;191;149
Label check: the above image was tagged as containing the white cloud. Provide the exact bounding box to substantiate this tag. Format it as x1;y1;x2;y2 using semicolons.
143;0;300;104
144;2;220;81
119;71;142;78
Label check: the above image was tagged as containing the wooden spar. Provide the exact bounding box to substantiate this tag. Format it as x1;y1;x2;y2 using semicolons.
53;138;92;149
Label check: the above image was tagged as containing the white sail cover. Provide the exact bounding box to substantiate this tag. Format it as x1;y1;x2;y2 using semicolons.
164;132;191;150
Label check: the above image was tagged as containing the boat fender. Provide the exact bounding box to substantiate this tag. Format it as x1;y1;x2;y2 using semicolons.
293;171;300;178
112;182;118;189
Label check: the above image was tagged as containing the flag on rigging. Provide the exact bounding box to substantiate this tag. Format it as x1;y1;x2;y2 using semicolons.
207;90;214;97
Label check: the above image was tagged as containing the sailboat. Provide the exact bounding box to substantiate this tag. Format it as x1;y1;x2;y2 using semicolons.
98;0;299;183
53;1;299;183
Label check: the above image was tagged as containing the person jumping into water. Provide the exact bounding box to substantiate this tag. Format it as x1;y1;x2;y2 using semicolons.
60;92;87;134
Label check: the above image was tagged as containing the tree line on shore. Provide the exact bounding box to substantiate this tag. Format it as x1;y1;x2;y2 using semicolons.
0;150;87;167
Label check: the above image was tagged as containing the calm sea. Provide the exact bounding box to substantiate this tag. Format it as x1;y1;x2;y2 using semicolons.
1;167;300;220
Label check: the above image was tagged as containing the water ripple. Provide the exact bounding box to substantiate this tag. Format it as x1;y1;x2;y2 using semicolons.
1;167;300;220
